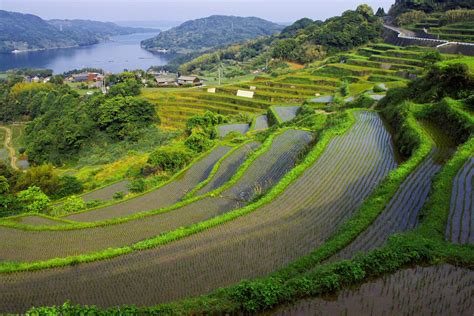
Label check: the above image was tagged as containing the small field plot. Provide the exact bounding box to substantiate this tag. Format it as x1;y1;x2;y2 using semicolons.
195;141;260;196
0;130;311;262
0;112;397;310
8;215;70;227
217;124;249;138
79;180;131;202
64;146;231;222
272;265;474;316
446;157;474;245
252;115;269;131
273;106;300;123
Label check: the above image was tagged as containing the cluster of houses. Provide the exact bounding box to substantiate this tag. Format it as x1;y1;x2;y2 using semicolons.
152;72;203;87
24;75;51;84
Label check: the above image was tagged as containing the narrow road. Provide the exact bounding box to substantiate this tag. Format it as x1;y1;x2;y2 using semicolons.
0;126;18;170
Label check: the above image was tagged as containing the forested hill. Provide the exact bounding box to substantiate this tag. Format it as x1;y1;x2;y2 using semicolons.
388;0;474;17
0;10;158;54
141;15;284;53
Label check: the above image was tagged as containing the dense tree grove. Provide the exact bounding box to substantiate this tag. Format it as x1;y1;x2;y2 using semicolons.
179;4;383;72
388;0;474;17
0;73;159;165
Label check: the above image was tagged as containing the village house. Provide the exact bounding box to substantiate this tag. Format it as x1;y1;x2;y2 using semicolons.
71;72;103;82
177;75;202;86
154;73;178;87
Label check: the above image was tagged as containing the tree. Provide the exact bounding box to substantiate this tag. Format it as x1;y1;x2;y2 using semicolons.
17;186;50;213
15;164;61;196
185;129;214;152
97;96;157;139
147;146;193;173
0;176;10;194
356;4;374;18
108;78;141;97
375;7;386;17
421;50;442;65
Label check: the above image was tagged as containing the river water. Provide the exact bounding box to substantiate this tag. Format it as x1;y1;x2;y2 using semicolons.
0;32;170;73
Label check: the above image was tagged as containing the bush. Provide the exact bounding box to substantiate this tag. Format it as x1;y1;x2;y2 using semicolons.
113;191;125;200
147;146;194;173
56;175;84;198
14;165;60;197
128;179;146;193
349;93;375;108
373;84;386;93
185;111;228;136
17;186;50;213
184;130;214;152
395;10;427;26
51;195;86;216
297;103;315;117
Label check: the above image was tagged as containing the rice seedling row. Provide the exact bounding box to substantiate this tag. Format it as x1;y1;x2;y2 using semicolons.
446;157;474;244
331;151;442;260
0;130;311;262
64;146;232;222
0;112;395;311
217;124;250;138
195;142;260;196
272;265;474;316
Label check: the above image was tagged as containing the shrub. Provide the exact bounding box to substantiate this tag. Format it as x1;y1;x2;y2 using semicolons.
56;175;84;198
395;10;427;26
147;146;193;173
349;93;375;108
0;176;9;194
185;111;228;136
128;179;146;193
184;130;214;152
14;164;60;196
17;186;50;213
373;84;386;93
51;195;86;216
421;50;442;65
113;191;125;200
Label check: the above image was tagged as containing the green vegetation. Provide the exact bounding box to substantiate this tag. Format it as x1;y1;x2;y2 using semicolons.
141;15;283;54
0;10;156;53
0;2;473;314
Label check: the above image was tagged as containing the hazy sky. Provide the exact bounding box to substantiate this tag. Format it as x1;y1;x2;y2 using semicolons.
0;0;394;23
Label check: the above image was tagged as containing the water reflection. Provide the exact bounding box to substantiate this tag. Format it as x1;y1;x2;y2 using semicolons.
0;32;170;73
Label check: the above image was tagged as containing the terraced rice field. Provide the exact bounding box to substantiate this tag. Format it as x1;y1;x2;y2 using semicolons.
0;112;396;312
195;141;260;196
80;180;130;202
331;120;455;260
217;123;249;138
273;106;300;123
141;45;423;129
272;265;474;316
446;157;474;245
0;130;311;262
331;151;442;260
252;115;269;130
64;146;231;222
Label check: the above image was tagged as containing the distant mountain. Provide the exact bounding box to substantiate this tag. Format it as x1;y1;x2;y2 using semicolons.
141;15;284;54
0;10;158;54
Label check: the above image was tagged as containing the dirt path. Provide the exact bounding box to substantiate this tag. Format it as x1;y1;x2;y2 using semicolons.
0;126;18;170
